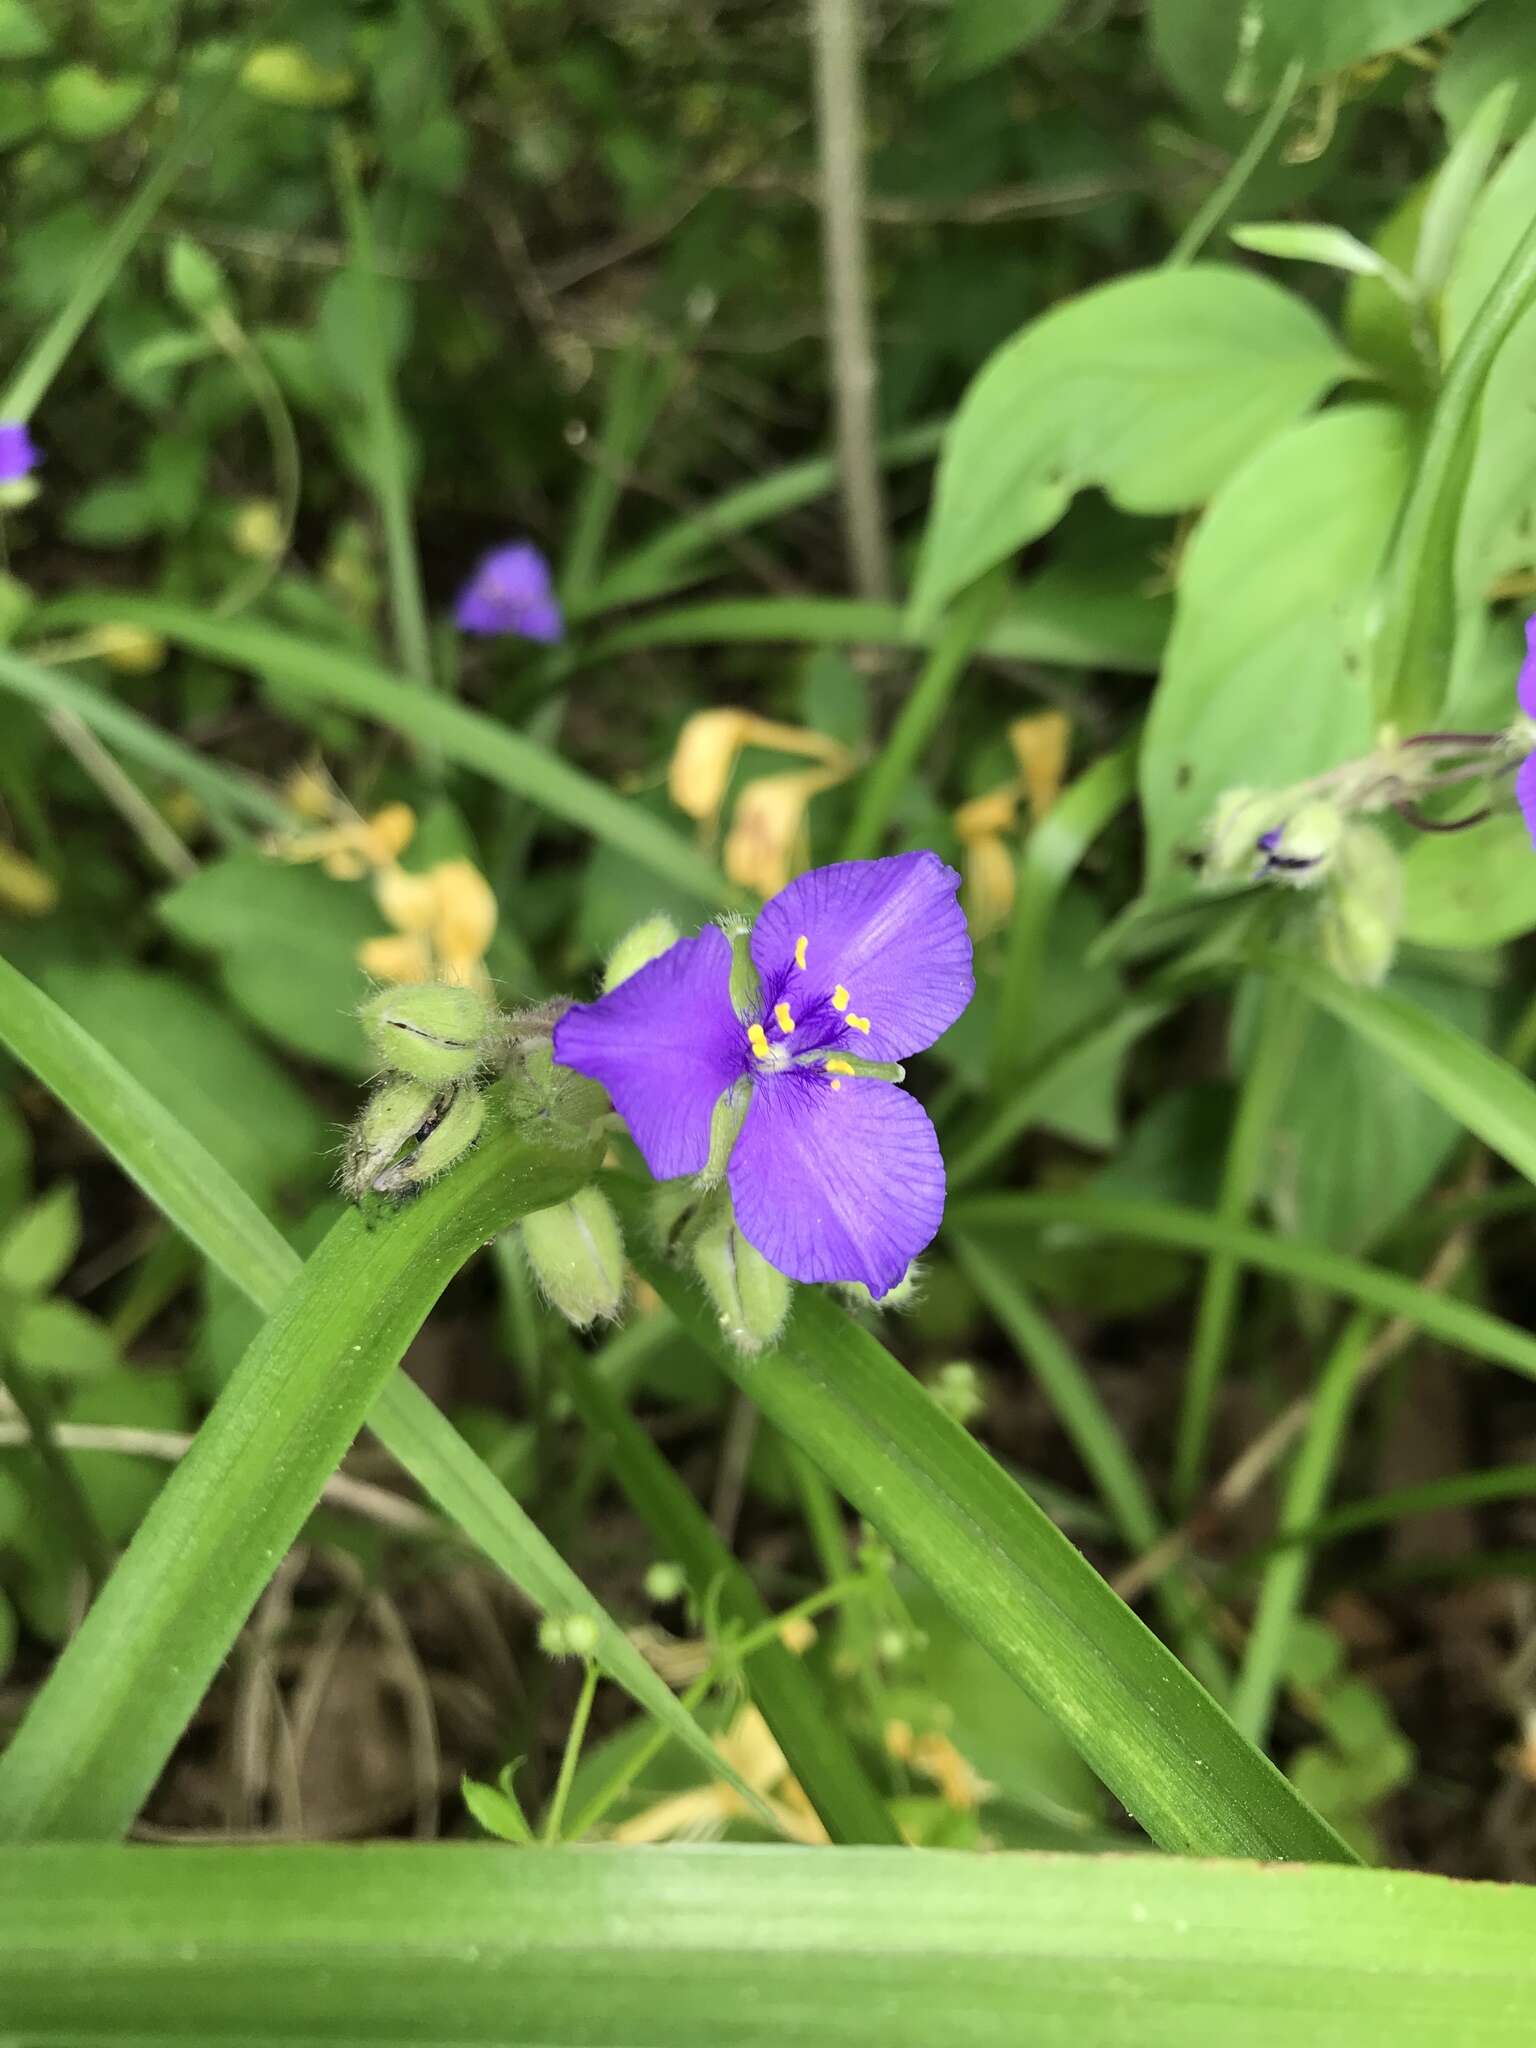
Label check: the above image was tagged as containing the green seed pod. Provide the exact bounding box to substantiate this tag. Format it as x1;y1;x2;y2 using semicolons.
602;914;681;992
361;982;491;1085
341;1076;439;1199
371;1085;487;1195
519;1185;626;1328
538;1612;601;1659
690;1205;791;1355
1315;824;1402;988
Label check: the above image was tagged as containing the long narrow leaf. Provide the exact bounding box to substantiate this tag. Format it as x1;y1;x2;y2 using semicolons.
4;1843;1536;2045
36;597;739;908
613;1181;1350;1863
0;959;767;1829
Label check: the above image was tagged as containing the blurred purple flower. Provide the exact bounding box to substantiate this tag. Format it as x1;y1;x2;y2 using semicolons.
0;422;41;484
553;852;974;1297
1519;616;1536;849
454;542;563;642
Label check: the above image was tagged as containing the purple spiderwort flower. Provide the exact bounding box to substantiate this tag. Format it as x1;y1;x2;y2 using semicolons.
0;422;40;485
553;852;973;1299
454;542;563;643
1517;616;1536;849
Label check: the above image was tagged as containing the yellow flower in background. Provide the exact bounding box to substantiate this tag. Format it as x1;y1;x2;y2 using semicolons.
669;707;854;899
265;766;497;989
0;842;57;916
952;712;1072;939
884;1718;993;1812
610;1704;829;1846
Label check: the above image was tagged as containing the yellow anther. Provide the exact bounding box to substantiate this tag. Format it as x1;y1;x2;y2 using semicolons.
830;1079;842;1091
774;1001;795;1035
832;984;850;1012
825;1057;855;1077
747;1022;772;1061
847;1013;871;1035
794;934;808;970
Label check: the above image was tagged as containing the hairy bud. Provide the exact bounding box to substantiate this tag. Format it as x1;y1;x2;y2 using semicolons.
371;1085;487;1195
341;1076;439;1198
602;914;680;992
537;1612;601;1659
1315;824;1402;988
504;1039;610;1147
519;1185;626;1327
361;982;491;1084
689;1203;791;1354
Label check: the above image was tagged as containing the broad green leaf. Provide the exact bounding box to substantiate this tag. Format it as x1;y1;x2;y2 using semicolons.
6;1842;1536;2043
43;597;738;911
1140;404;1411;888
1247;961;1492;1251
1435;0;1536;142
1443;114;1536;355
614;1182;1350;1864
0;1096;30;1218
1261;951;1536;1193
931;0;1069;83
1343;183;1432;402
1403;812;1536;948
8;1298;117;1381
0;1182;79;1297
0;958;773;1831
1455;296;1536;603
911;267;1350;625
40;965;325;1200
1150;0;1474;119
157;856;380;1075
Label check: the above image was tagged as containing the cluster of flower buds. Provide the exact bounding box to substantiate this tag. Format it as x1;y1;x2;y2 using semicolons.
342;983;500;1198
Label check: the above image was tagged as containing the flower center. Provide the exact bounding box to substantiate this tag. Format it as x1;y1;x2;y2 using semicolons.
745;932;873;1086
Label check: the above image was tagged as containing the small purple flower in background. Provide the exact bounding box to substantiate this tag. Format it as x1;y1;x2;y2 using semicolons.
1517;616;1536;849
454;541;563;643
553;851;974;1297
0;422;41;485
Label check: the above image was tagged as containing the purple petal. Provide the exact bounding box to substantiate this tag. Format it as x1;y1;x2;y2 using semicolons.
1518;752;1536;851
1520;616;1536;720
750;851;973;1063
453;542;561;640
728;1071;945;1297
0;422;40;484
553;926;745;1180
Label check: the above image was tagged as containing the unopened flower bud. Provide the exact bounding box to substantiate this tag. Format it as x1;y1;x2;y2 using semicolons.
538;1611;601;1659
696;1081;750;1191
1315;824;1402;988
927;1360;985;1428
371;1085;487;1195
341;1076;438;1197
722;915;762;1017
689;1204;791;1354
1256;800;1345;888
506;1039;610;1147
602;914;680;992
95;624;166;675
643;1561;687;1604
1203;790;1343;888
361;981;491;1084
519;1185;626;1327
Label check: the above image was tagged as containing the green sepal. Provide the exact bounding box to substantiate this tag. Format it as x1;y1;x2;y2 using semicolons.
519;1184;626;1328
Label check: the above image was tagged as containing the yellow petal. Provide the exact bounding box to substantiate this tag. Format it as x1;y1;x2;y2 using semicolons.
321;848;368;881
910;1730;994;1811
610;1788;728;1845
373;863;439;934
953;785;1019;841
722;767;837;899
283;762;341;822
962;832;1015;940
360;801;416;865
669;708;753;821
357;932;433;984
428;859;497;971
0;842;57;916
716;1705;791;1794
1008;710;1072;819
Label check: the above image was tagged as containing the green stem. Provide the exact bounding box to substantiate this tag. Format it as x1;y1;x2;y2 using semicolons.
0;1347;111;1588
330;131;435;696
541;1658;600;1845
1165;60;1303;270
1230;1314;1373;1746
561;346;673;612
840;578;1002;861
1173;979;1306;1513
